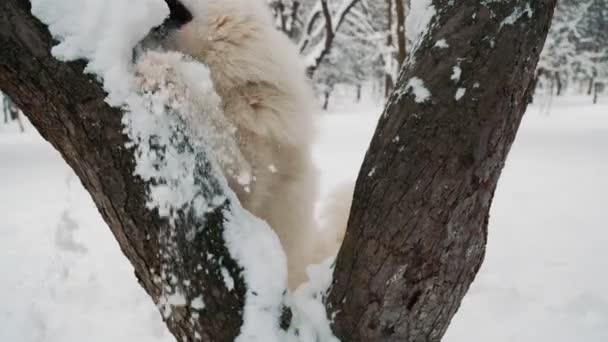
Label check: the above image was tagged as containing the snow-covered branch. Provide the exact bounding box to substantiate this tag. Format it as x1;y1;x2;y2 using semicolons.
298;0;360;76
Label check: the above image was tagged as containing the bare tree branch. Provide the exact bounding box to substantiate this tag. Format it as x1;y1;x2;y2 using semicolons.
299;0;360;76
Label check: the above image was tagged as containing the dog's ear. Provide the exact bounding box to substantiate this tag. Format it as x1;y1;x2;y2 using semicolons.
153;0;193;40
136;0;193;56
164;0;193;30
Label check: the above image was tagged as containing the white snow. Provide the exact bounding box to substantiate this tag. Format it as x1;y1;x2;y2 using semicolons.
403;77;432;103
1;94;608;342
287;258;340;342
455;88;467;101
31;0;168;106
451;65;462;82
223;206;288;342
434;39;449;49
191;296;206;310
406;0;436;52
500;3;534;28
0;133;172;342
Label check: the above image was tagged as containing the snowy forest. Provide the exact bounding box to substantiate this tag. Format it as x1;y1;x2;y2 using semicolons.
1;0;606;128
0;0;607;342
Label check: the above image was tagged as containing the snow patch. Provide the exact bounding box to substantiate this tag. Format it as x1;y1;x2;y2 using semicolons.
501;3;534;28
403;77;432;103
451;65;462;82
434;39;449;49
406;0;437;53
455;88;467;101
191;296;206;310
221;267;236;291
287;257;340;342
30;0;168;106
224;206;288;342
158;291;187;318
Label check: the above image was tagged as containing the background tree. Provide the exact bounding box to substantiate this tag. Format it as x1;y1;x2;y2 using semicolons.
0;0;556;341
307;0;411;108
537;0;607;102
1;92;25;132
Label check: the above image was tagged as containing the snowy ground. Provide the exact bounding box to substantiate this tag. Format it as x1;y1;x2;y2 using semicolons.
0;94;606;341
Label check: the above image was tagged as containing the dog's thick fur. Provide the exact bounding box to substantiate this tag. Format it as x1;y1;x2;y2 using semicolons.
155;0;332;288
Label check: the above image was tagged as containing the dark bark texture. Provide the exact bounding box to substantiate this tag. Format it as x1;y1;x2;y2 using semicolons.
0;0;556;341
0;1;246;341
328;1;556;341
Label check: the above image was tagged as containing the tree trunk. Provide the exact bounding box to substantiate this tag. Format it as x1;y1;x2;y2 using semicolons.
2;95;11;124
394;0;407;67
0;0;556;341
530;68;546;104
384;0;395;98
0;2;246;340
323;88;332;110
327;1;556;341
384;74;395;99
554;71;562;96
15;111;25;132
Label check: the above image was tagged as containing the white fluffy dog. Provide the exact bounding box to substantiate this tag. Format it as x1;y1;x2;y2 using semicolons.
141;0;345;288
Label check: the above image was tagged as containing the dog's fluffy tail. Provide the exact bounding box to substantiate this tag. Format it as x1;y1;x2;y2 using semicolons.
314;182;355;262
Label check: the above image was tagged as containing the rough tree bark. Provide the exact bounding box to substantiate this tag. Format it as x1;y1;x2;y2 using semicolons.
327;1;556;341
0;0;556;341
0;1;245;341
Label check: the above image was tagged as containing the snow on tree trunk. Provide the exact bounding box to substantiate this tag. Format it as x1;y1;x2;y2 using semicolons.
0;2;252;340
327;0;557;340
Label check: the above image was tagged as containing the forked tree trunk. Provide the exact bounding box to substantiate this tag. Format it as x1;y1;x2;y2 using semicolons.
327;1;556;340
0;0;555;341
